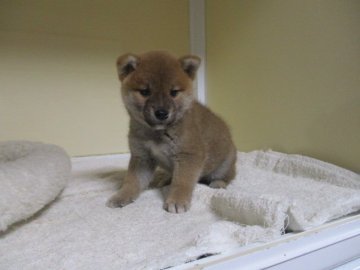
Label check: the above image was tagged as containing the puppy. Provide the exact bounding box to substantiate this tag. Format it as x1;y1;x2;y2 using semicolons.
107;51;236;213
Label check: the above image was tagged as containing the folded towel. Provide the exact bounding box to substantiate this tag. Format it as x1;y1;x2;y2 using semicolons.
0;141;71;232
224;151;360;231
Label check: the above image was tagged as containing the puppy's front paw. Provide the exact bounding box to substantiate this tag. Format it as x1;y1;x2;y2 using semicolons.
164;196;190;214
106;190;138;208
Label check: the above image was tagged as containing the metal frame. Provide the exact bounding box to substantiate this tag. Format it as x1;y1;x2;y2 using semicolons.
189;0;206;104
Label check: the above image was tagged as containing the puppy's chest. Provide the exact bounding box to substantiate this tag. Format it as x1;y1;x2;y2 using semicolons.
145;138;175;169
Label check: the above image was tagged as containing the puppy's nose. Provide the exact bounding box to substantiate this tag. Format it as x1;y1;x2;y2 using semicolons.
154;109;169;120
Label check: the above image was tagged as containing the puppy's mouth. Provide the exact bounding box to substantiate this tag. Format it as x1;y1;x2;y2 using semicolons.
152;124;167;130
146;118;175;130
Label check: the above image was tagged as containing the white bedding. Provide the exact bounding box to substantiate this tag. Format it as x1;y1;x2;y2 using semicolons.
0;149;359;270
0;141;71;231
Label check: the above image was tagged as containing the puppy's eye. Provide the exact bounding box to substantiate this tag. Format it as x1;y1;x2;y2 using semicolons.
139;89;151;97
170;90;180;97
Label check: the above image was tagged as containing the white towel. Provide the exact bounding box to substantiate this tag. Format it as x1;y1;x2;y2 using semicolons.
0;150;359;270
225;151;360;231
0;141;71;231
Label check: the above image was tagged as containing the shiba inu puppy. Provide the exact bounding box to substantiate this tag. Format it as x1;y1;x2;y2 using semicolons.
107;51;236;213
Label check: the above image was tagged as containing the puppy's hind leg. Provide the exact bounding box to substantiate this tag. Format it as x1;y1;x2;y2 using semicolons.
208;152;236;189
149;168;172;189
209;179;229;189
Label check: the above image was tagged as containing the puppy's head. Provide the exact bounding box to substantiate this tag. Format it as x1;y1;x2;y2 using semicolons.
116;51;200;130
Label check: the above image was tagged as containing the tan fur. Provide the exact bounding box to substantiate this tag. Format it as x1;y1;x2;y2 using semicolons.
107;51;237;213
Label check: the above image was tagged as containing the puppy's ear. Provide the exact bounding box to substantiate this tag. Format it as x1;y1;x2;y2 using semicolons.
116;54;139;81
179;55;201;80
